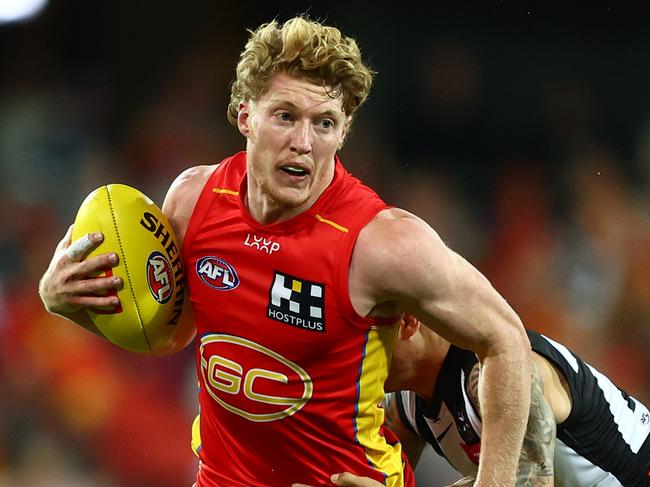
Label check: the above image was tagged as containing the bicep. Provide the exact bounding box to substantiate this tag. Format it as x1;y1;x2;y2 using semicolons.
354;209;526;356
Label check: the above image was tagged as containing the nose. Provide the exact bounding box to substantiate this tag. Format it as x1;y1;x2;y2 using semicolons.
290;122;312;155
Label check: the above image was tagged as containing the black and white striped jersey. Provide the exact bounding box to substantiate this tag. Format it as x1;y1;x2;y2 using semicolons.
393;330;650;486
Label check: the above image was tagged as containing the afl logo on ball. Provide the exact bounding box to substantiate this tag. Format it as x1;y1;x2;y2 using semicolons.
196;256;240;291
147;251;174;304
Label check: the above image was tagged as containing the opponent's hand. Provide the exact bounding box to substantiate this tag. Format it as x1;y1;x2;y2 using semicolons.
445;475;475;487
292;472;385;487
39;225;122;315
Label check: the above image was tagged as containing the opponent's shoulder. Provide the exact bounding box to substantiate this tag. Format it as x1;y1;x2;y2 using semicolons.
532;351;572;423
163;164;218;245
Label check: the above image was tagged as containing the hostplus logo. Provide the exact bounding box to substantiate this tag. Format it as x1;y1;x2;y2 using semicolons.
267;271;325;333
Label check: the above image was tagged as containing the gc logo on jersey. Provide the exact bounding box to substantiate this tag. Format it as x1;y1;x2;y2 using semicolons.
267;271;325;333
200;334;313;422
196;256;240;291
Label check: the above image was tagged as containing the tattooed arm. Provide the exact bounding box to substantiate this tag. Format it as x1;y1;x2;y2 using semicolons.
467;361;556;486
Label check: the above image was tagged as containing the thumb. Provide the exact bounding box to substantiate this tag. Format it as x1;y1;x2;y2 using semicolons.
330;474;343;485
56;224;75;252
330;472;374;486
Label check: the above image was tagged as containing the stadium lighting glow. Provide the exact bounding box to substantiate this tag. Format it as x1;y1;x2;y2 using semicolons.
0;0;49;24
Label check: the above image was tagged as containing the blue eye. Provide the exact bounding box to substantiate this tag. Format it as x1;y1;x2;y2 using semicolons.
320;119;334;129
277;112;292;122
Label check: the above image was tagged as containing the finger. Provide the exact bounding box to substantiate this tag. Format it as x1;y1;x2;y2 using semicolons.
69;294;121;309
447;476;476;487
331;472;381;487
331;473;356;486
69;275;123;295
291;484;314;487
72;253;119;277
65;232;104;262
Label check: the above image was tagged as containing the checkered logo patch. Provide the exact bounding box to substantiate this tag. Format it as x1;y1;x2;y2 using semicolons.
267;271;325;333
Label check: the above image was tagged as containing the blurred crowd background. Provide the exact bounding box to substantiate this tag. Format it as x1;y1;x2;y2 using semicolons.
1;2;648;486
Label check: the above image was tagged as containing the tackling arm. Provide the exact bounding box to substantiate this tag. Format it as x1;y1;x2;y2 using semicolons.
467;361;555;486
350;208;532;487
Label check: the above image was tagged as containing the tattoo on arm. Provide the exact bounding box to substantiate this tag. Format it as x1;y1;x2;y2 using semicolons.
516;361;556;486
466;361;555;486
467;363;481;416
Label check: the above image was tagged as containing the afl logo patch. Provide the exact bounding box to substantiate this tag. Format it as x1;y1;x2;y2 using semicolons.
147;251;174;304
196;256;240;291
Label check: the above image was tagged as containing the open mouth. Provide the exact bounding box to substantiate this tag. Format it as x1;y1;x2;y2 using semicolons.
280;165;309;177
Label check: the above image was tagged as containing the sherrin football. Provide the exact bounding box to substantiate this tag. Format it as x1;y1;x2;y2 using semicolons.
71;184;190;354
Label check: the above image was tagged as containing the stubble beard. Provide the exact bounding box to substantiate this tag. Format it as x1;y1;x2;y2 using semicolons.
258;176;310;210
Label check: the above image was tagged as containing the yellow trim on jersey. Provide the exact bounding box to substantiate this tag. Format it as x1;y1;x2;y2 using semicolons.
191;414;201;457
355;324;405;487
315;214;349;233
212;187;239;196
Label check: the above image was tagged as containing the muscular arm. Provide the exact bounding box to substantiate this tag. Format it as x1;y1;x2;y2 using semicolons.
39;165;214;341
467;361;556;486
350;208;531;486
162;164;216;246
152;164;216;352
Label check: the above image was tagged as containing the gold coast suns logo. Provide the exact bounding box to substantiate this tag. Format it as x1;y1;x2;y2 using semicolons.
199;334;313;422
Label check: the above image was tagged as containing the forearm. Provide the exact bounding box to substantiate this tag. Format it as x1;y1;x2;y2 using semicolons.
515;362;555;486
476;338;532;486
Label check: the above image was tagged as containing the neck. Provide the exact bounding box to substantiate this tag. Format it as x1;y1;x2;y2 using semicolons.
244;186;309;225
411;328;450;404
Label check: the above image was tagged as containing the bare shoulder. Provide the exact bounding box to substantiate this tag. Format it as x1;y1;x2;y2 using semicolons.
358;207;436;242
163;164;217;245
354;208;449;274
350;207;454;316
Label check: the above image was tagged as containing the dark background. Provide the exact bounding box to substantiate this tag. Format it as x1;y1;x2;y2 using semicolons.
1;2;649;485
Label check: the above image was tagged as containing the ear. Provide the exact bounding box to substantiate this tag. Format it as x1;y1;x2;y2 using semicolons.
338;116;352;150
398;314;421;340
237;101;251;137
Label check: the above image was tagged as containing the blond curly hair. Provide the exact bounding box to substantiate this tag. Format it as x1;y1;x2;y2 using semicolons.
227;16;375;127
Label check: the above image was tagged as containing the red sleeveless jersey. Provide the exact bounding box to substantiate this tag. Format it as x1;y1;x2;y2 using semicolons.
183;152;415;487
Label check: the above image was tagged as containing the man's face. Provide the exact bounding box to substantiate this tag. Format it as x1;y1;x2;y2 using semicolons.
238;72;349;216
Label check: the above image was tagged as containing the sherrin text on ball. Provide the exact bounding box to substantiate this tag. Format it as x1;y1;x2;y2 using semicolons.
71;184;192;354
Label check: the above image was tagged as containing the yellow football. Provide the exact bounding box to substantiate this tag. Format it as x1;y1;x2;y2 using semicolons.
71;184;191;354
